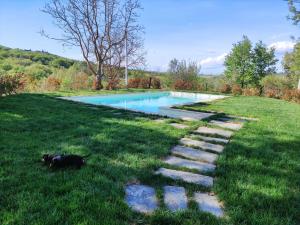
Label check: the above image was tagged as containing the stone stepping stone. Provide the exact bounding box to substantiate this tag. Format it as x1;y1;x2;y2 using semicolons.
172;145;218;164
164;156;216;172
195;127;233;138
155;168;213;187
170;123;189;129
125;185;158;214
163;186;188;212
218;117;246;123
209;120;243;131
194;192;224;218
190;134;229;144
180;138;224;153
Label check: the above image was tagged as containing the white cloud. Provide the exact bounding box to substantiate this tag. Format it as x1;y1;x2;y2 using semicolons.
268;41;295;53
199;53;228;67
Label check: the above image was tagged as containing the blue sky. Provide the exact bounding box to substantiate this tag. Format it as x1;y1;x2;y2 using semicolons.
0;0;299;74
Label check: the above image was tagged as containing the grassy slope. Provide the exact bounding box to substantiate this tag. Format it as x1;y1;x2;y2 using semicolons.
0;93;299;225
183;96;300;225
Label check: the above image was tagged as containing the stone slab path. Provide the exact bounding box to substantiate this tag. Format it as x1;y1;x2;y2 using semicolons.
180;138;224;153
155;168;214;187
209;120;243;131
190;134;229;144
159;107;214;121
172;145;218;164
170;123;190;129
164;156;216;172
194;192;224;218
163;186;188;212
125;185;158;214
125;113;251;218
195;127;233;138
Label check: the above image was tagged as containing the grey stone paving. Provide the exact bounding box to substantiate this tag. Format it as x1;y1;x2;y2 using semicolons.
155;168;213;187
170;123;190;129
125;185;158;214
218;117;247;123
163;186;188;212
164;156;216;172
180;138;224;153
190;134;229;144
159;107;214;121
195;127;233;138
171;145;218;163
209;120;243;131
194;192;224;218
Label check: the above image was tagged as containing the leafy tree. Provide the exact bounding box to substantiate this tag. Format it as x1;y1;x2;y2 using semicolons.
283;42;300;87
168;58;200;82
224;36;253;88
287;0;300;25
252;41;278;89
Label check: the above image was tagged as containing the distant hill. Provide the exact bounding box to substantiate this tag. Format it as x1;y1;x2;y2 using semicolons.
0;45;77;79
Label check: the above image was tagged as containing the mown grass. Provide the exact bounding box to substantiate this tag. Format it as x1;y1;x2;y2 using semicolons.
183;96;300;225
0;93;299;225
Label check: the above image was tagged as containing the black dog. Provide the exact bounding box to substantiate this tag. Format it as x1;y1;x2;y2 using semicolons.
42;154;90;169
42;154;62;166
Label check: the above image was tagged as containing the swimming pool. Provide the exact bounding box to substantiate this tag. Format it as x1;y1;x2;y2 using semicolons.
62;92;226;115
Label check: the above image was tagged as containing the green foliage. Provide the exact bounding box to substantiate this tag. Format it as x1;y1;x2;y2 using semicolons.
252;41;278;88
0;45;76;78
287;0;300;25
168;58;200;82
225;36;278;89
261;75;292;92
283;42;300;88
167;58;201;90
225;36;254;88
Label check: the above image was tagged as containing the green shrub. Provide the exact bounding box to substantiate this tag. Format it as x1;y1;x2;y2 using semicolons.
261;75;291;94
1;63;13;71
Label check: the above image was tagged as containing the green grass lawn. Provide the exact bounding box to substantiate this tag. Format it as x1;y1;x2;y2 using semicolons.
0;93;299;225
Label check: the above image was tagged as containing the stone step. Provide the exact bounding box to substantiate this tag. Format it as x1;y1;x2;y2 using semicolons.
155;168;213;187
194;192;224;218
164;156;216;172
195;127;233;138
190;134;229;144
171;145;218;164
209;120;243;131
170;123;190;129
125;185;158;214
180;138;224;153
217;117;246;123
159;107;214;121
163;186;188;212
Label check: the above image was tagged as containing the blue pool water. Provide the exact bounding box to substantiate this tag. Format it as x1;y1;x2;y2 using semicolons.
64;92;224;114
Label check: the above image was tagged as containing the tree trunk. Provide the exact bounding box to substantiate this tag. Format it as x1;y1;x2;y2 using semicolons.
94;64;104;90
298;79;300;90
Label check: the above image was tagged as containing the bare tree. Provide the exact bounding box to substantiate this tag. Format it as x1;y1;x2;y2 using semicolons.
42;0;144;90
